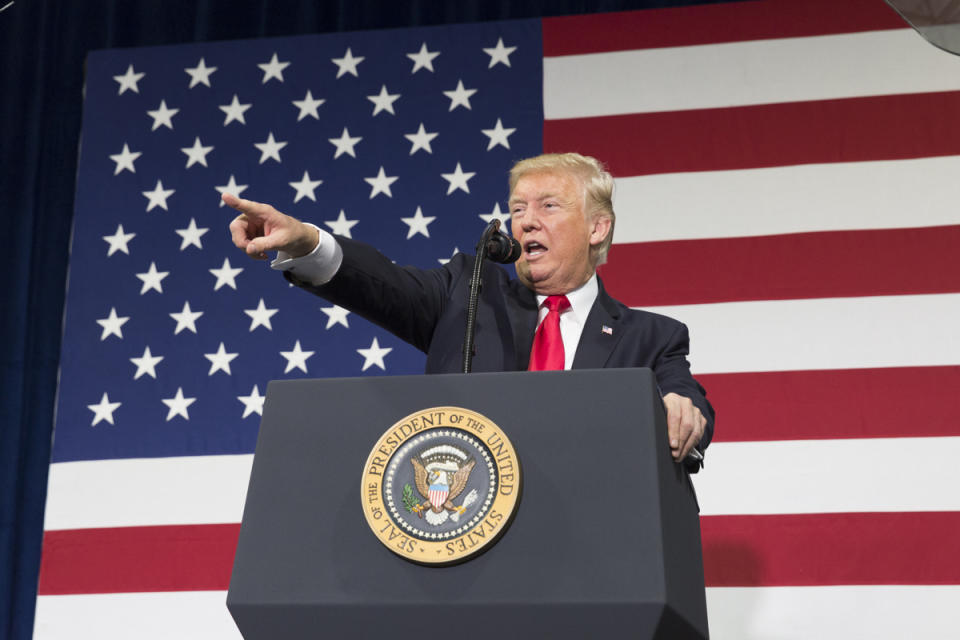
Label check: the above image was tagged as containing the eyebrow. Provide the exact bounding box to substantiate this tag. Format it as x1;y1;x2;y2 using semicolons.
508;192;561;205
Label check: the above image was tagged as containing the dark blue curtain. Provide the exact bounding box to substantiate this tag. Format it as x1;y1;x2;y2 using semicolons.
0;0;730;637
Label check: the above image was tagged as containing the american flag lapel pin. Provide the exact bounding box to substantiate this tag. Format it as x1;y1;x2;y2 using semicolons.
602;325;613;335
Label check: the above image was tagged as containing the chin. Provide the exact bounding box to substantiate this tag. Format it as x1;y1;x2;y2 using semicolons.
515;262;531;283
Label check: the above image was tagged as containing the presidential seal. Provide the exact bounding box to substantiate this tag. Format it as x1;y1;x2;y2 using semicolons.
361;406;521;565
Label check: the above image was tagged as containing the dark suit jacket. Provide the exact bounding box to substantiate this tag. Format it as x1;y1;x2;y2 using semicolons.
288;236;715;458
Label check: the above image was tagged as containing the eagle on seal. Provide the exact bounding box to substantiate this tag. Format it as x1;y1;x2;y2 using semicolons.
410;457;476;519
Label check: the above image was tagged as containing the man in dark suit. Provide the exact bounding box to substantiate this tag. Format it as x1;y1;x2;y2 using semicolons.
225;153;713;465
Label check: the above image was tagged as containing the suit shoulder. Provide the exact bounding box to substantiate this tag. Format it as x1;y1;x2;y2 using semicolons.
606;294;687;332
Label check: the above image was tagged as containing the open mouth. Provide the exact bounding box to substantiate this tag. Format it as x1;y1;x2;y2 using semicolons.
525;241;547;257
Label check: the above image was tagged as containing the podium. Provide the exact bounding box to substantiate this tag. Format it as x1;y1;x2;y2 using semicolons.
227;369;708;639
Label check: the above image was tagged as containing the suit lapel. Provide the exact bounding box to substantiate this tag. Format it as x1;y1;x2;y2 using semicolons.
507;279;539;370
572;278;625;370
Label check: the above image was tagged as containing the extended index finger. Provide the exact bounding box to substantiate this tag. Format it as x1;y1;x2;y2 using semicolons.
221;193;275;221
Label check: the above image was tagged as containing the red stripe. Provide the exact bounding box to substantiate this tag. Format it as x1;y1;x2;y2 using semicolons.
697;366;960;442
542;0;904;56
37;524;240;595
599;225;960;307
702;512;960;586
545;92;960;177
38;511;960;594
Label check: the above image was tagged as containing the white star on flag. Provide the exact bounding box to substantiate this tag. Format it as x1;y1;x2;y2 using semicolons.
258;53;290;83
109;143;141;175
96;307;129;341
481;118;516;150
161;387;196;421
325;210;358;237
280;340;314;374
331;47;364;78
88;393;121;426
136;262;170;295
244;298;278;331
184;57;217;88
146;100;179;130
289;170;323;203
237;385;265;419
321;305;350;329
479;202;510;227
441;163;476;194
357;337;392;371
204;342;238;376
402;207;436;239
113;64;145;95
214;175;248;206
292;90;325;121
169;301;203;335
483;38;517;68
181;137;214;168
130;346;164;380
329;127;362;159
175;218;209;251
142;179;175;211
438;247;460;265
254;132;287;164
219;95;252;125
103;224;135;256
367;85;400;116
443;80;477;111
209;258;243;291
364;166;398;199
404;123;438;155
407;42;440;73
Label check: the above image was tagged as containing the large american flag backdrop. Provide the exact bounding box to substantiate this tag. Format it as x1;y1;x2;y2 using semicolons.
36;1;960;637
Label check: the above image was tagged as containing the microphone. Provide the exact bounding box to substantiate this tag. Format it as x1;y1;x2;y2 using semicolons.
485;227;521;264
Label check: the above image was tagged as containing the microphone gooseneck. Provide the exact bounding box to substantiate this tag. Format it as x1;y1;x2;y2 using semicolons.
462;220;517;373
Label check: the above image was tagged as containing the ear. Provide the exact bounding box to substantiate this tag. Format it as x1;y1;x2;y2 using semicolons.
588;214;612;247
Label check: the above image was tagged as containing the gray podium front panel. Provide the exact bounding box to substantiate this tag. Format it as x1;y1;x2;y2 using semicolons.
227;368;708;639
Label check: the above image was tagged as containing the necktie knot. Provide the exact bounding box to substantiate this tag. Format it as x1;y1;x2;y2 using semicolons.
544;294;570;314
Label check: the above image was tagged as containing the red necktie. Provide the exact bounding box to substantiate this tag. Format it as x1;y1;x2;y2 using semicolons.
528;295;571;371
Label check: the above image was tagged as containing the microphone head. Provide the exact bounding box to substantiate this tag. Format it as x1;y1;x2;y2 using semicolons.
486;233;522;264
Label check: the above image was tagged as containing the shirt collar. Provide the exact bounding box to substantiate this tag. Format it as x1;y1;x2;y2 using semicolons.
535;274;598;324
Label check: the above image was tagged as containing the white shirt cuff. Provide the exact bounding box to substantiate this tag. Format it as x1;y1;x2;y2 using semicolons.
270;224;343;285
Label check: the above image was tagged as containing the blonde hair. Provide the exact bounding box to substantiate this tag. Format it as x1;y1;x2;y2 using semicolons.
508;152;616;265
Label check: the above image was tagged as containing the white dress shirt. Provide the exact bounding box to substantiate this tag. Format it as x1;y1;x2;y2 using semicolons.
534;275;598;370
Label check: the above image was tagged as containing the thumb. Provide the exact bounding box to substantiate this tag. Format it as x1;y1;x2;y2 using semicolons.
247;233;283;256
244;239;272;261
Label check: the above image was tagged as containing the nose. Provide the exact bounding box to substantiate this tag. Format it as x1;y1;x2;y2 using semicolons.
519;207;542;232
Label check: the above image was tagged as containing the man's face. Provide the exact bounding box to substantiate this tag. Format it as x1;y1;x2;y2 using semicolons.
509;171;610;295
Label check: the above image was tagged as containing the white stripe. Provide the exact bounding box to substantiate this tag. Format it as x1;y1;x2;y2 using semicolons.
33;592;242;639
692;437;960;515
44;437;960;528
706;585;960;640
33;585;960;640
611;156;960;243
544;29;960;118
645;293;960;375
43;455;252;530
